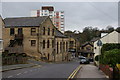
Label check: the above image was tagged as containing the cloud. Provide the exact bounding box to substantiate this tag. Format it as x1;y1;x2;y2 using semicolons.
2;2;118;31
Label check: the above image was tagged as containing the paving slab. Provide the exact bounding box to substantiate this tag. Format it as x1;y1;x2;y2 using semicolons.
76;64;108;79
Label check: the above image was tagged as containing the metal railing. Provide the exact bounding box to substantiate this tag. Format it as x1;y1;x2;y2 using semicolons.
15;34;23;40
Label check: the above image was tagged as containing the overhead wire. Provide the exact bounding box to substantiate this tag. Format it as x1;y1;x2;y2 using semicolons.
88;2;118;22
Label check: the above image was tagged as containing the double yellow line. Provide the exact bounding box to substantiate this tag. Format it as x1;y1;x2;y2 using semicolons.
67;65;82;80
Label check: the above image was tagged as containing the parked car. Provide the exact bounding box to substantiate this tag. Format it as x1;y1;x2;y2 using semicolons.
79;57;90;64
89;58;94;62
78;56;85;59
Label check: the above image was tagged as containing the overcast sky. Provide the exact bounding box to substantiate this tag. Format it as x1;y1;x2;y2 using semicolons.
1;2;118;32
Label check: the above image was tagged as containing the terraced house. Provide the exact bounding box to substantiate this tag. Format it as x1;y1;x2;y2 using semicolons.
3;16;72;62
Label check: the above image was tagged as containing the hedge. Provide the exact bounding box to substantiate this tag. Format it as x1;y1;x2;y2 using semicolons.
101;43;120;54
100;43;120;65
102;49;120;66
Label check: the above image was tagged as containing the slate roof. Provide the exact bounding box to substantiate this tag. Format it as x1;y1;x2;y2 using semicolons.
81;42;93;47
90;37;100;42
4;16;48;27
55;29;67;38
4;16;67;38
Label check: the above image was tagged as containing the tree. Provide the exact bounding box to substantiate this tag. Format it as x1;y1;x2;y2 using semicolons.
106;26;114;33
103;49;120;66
82;27;100;42
64;26;101;44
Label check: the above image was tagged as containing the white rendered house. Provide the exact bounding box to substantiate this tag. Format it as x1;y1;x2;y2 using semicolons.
94;31;120;65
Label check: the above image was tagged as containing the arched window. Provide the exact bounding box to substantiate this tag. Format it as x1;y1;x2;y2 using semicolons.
48;28;50;35
52;40;54;48
43;40;45;49
60;42;62;53
66;42;68;52
47;40;50;48
57;42;59;54
63;42;65;52
43;27;45;35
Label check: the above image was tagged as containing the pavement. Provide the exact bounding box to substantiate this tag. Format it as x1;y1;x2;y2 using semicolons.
76;63;108;80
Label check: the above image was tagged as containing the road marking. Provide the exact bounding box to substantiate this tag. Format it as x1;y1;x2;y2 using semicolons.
71;65;81;78
8;75;13;78
17;73;21;75
67;65;82;80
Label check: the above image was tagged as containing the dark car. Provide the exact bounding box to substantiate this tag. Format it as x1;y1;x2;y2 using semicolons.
80;57;90;64
78;56;85;59
89;58;94;62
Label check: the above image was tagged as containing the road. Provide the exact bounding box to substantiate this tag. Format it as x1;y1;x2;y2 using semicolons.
2;60;80;78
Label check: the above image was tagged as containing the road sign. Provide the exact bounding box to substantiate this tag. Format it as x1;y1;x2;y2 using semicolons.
97;39;102;46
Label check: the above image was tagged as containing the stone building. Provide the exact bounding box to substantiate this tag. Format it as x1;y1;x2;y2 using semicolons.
3;16;72;62
0;16;4;53
55;30;70;61
68;37;77;58
64;32;81;57
80;42;94;59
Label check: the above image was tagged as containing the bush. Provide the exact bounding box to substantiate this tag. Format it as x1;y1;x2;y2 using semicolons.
101;43;120;54
100;43;120;64
103;49;120;67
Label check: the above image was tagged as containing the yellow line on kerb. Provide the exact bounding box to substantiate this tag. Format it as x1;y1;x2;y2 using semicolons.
67;65;82;80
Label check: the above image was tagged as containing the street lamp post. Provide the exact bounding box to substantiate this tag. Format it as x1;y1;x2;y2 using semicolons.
97;39;102;70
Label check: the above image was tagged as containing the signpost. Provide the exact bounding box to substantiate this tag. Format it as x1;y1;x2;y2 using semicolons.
97;39;102;70
97;39;102;46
